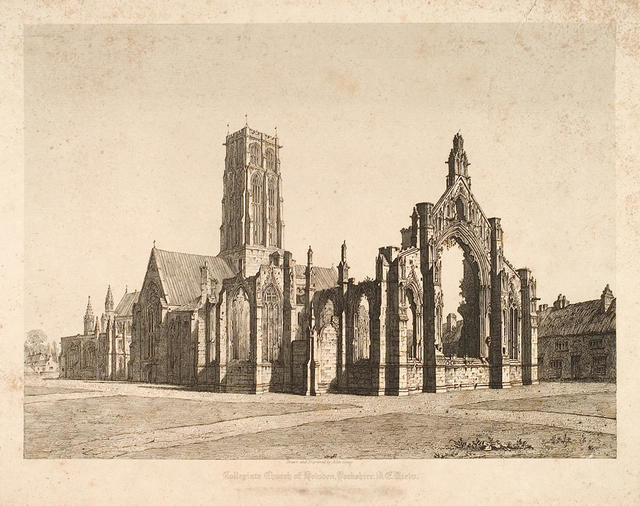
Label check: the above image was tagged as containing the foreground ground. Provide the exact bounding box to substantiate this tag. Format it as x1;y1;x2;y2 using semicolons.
23;376;616;459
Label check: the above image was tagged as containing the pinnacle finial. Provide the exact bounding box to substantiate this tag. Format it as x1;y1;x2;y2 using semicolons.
226;123;230;136
153;240;156;249
341;240;347;263
245;113;248;127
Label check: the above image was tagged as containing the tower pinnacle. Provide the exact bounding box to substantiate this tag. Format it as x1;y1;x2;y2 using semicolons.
83;296;95;335
105;285;114;314
446;132;471;189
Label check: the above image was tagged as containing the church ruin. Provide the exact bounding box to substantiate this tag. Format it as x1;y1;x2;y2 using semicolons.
126;125;539;394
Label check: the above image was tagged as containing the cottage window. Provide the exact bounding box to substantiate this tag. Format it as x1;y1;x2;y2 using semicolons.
554;340;569;352
589;338;604;350
550;359;563;378
593;356;607;376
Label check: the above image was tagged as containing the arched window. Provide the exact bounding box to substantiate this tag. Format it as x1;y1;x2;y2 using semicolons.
249;143;261;166
509;307;519;359
265;148;275;171
262;285;281;362
230;289;250;361
455;196;466;221
252;174;264;245
503;309;508;353
354;296;370;361
407;290;417;359
267;178;277;246
320;300;335;329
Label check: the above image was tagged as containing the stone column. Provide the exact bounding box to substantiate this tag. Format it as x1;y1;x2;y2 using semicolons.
518;268;539;385
375;251;389;395
417;202;437;393
282;252;295;393
489;217;504;389
337;242;349;392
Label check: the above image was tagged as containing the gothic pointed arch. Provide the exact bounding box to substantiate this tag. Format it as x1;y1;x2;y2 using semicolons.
230;287;250;361
353;294;370;361
262;283;282;362
251;172;264;245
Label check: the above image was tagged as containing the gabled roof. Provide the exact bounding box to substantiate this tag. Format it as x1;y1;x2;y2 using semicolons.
114;290;140;317
294;265;338;290
538;299;616;338
152;248;234;307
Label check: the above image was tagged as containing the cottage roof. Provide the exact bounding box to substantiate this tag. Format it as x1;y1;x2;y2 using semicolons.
538;298;616;337
153;248;234;307
294;265;338;290
114;290;140;317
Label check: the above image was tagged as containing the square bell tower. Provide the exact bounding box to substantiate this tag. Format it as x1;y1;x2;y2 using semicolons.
219;123;284;276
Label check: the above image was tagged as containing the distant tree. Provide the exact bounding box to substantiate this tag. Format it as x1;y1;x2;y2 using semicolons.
25;329;49;359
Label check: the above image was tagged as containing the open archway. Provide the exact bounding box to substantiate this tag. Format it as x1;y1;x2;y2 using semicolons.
435;230;488;359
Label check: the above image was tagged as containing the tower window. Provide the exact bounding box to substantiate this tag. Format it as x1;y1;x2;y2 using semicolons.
268;179;277;247
252;174;264;245
249;143;261;166
265;148;275;171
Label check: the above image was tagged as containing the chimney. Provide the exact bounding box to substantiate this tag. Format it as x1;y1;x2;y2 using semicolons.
601;284;614;312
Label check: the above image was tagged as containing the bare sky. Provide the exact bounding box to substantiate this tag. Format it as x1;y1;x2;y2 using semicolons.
24;24;615;341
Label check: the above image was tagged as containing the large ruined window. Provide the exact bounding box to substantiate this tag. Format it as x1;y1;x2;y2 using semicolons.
407;290;417;359
230;289;250;361
143;284;161;360
508;307;519;359
262;285;281;362
353;295;370;361
503;309;508;354
252;174;264;245
320;299;335;329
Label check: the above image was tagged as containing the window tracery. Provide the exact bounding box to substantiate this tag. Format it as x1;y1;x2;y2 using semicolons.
354;295;370;361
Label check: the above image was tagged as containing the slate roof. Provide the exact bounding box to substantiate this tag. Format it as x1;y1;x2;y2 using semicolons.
294;265;338;290
114;290;140;317
538;299;616;338
153;248;234;307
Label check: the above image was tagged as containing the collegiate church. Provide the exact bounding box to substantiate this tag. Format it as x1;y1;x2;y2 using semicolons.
126;125;539;394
